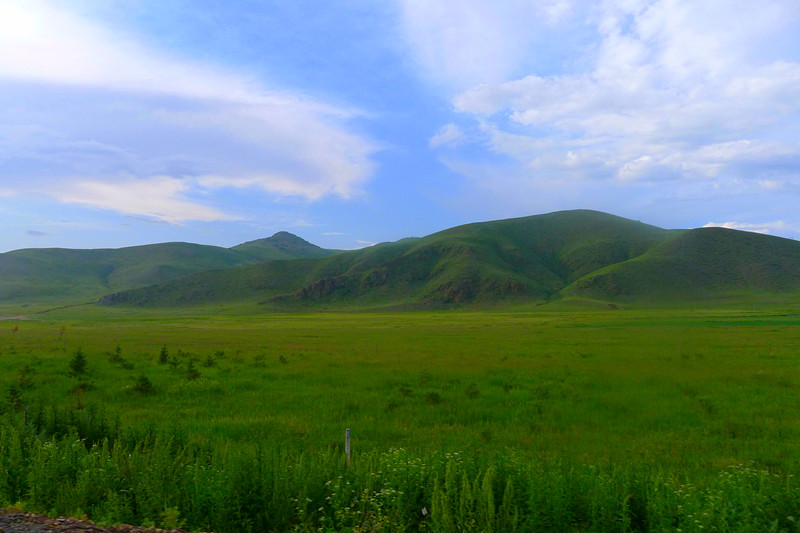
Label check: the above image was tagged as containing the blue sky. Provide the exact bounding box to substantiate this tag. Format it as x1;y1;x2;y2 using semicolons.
1;0;800;252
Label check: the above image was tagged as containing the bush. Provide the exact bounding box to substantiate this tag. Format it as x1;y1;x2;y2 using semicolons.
185;361;201;381
69;348;88;377
158;346;169;365
133;375;155;395
425;392;443;405
109;346;124;363
6;385;24;411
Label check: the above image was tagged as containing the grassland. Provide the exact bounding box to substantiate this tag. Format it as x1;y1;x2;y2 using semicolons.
2;306;800;531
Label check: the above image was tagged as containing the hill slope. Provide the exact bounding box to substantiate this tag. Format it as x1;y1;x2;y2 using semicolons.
566;226;800;304
102;210;710;309
11;209;800;310
0;232;335;307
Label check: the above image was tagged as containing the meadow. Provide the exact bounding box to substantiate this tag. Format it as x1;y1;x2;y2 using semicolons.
2;305;800;531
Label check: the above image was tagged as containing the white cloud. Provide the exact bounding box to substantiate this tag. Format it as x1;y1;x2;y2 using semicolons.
702;220;796;236
429;123;467;148
543;1;572;24
52;177;236;224
431;0;800;215
0;0;379;217
397;0;579;90
758;180;783;191
197;171;364;202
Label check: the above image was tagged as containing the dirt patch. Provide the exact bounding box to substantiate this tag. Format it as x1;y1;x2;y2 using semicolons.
0;509;207;533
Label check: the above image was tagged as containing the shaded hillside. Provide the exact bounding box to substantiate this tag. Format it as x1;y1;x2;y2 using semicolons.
0;232;335;306
101;210;681;309
566;227;800;303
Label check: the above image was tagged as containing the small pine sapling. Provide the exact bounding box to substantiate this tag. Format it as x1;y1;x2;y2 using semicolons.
185;360;201;381
133;375;155;395
69;348;88;377
110;345;124;363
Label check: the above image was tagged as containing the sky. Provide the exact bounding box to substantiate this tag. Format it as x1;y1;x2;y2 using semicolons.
1;0;799;253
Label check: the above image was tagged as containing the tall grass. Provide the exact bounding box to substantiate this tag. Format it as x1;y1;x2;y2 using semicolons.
1;409;799;532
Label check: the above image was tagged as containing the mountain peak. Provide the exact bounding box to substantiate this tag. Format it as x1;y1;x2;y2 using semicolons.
264;231;311;248
235;231;314;251
231;232;335;261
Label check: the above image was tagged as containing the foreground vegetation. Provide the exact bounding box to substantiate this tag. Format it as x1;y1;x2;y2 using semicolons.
2;306;800;531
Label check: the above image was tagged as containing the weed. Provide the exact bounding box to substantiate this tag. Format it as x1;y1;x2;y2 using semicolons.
185;361;201;381
17;364;34;390
6;385;24;411
419;369;431;386
425;392;442;405
465;383;480;399
133;375;155;395
698;397;715;414
159;507;185;530
158;345;169;365
68;348;88;378
109;346;124;363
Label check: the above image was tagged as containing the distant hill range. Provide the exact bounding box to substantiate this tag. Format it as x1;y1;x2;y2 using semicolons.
4;210;800;311
0;231;335;306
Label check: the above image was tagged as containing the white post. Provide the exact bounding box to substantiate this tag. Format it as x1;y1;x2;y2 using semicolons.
345;428;351;466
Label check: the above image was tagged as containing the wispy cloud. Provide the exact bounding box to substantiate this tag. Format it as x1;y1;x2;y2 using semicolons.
0;0;379;221
429;123;467;148
51;177;236;225
398;0;577;90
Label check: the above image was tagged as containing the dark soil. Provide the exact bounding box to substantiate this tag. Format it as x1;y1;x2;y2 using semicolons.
0;509;206;533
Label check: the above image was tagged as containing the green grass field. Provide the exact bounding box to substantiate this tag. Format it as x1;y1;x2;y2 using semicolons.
2;305;800;531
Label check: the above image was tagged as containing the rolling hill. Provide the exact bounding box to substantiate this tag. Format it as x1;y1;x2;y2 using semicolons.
567;226;800;304
96;209;800;310
6;209;800;311
0;232;335;307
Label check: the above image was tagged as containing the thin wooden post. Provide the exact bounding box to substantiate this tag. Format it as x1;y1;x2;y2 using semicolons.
345;428;351;466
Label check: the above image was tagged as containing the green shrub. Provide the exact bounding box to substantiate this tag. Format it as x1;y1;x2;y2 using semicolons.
68;348;88;378
158;346;169;365
133;375;155;395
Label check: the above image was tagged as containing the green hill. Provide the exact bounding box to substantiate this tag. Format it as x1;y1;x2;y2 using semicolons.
231;231;337;261
9;210;800;311
99;210;725;310
566;226;800;304
0;232;335;308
